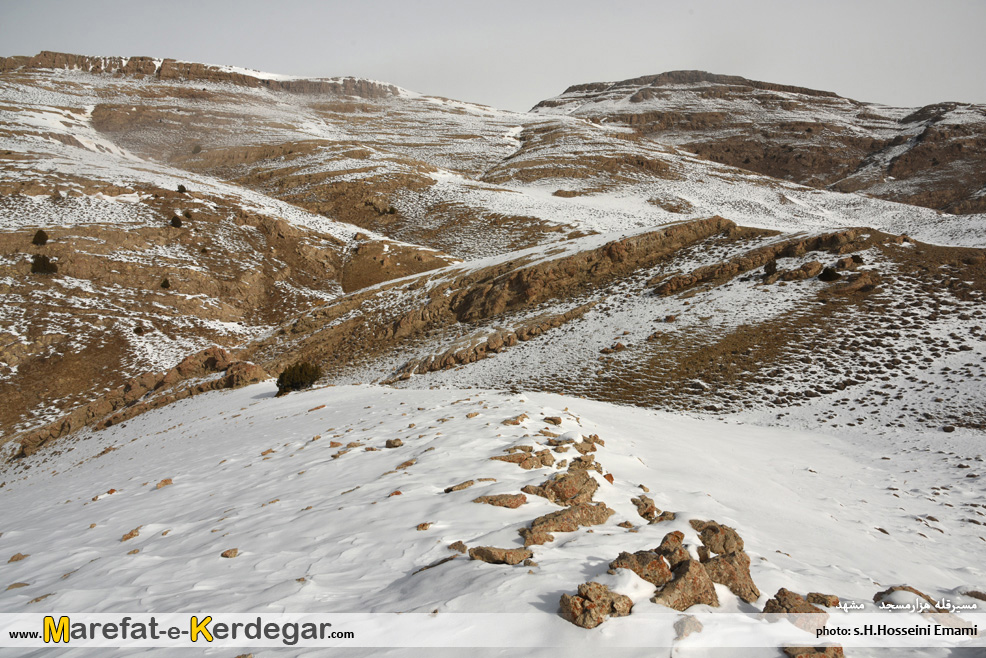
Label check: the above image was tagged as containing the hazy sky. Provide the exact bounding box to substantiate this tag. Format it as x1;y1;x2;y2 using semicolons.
2;0;985;112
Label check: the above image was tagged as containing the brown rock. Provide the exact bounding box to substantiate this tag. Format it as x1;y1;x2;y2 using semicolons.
120;527;141;542
473;493;527;509
763;588;827;633
807;593;840;608
609;550;673;587
521;469;599;506
468;546;532;565
631;495;660;522
522;502;615;546
385;438;403;448
543;416;563;426
559;581;633;629
416;523;432;531
6;582;30;590
444;480;475;493
155;478;173;489
690;519;744;555
8;553;29;563
652;560;720;610
703;552;761;603
655;531;691;570
448;541;468;553
221;548;239;558
502;413;528;426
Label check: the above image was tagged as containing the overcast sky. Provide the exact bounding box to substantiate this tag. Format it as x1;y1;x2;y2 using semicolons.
2;0;985;112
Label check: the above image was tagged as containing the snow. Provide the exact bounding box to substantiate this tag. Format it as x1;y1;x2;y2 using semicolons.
0;383;982;655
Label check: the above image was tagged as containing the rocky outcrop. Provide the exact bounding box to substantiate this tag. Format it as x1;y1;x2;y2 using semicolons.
651;559;720;611
473;493;527;509
691;519;760;603
14;348;267;458
559;582;633;629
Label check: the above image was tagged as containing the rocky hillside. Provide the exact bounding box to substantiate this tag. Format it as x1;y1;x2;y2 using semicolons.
532;70;986;214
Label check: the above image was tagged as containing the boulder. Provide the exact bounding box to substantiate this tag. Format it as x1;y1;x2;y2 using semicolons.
473;493;527;509
703;551;761;603
468;546;532;565
521;502;614;546
521;469;599;506
608;550;673;587
652;560;720;611
559;582;633;629
763;588;827;633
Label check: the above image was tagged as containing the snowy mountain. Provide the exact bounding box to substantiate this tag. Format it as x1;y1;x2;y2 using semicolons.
1;53;984;655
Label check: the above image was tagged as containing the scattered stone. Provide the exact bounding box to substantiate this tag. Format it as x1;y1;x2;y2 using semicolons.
416;523;432;531
466;412;480;418
631;494;660;522
473;493;527;509
28;593;54;604
559;582;633;629
8;553;29;563
608;550;672;586
221;548;239;558
121;527;141;542
448;541;468;554
655;531;691;570
6;582;29;590
703;551;761;603
543;416;562;426
155;478;173;489
385;438;403;448
127;549;139;555
445;480;475;493
502;414;528;426
690;519;744;555
651;511;677;523
468;546;532;565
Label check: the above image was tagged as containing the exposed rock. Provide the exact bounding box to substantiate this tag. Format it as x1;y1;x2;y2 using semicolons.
651;560;720;611
521;502;615;546
416;523;432;531
385;438;403;448
444;480;475;493
559;581;633;629
631;494;660;521
473;493;527;509
468;546;532;565
448;541;468;554
807;593;840;607
655;531;692;570
690;519;745;556
543;416;563;425
221;548;239;558
6;582;30;590
703;551;761;603
8;553;29;563
502;414;529;426
120;527;141;542
608;550;673;586
763;588;827;632
521;469;599;505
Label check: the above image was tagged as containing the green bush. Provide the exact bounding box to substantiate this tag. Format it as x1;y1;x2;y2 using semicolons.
30;254;58;275
276;361;323;395
32;229;49;246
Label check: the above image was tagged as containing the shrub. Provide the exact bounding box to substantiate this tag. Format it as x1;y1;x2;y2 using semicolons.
32;229;49;246
170;216;183;228
177;184;187;194
161;277;171;289
276;361;322;396
30;254;58;275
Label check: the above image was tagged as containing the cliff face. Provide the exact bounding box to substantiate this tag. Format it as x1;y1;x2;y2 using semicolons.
0;51;400;98
532;71;986;214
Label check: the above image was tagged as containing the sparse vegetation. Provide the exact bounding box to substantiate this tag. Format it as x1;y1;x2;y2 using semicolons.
32;229;49;246
30;254;58;274
276;361;323;396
